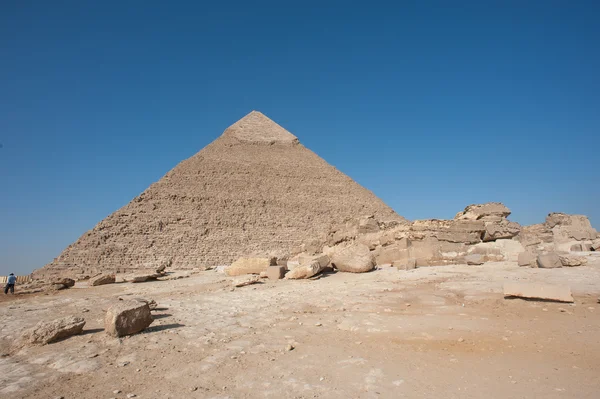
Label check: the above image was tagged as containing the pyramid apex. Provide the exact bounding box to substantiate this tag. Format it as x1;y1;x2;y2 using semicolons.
222;111;299;144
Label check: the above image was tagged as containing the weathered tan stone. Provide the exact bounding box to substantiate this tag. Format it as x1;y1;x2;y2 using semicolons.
518;251;537;267
19;316;85;345
225;257;275;276
105;300;153;337
558;255;587;267
285;261;323;279
483;220;521;242
51;278;75;288
330;243;375;273
88;274;116;286
375;244;409;265
393;258;416;270
464;254;485;265
266;265;286;280
504;282;574;303
358;216;380;234
537;253;562;269
232;275;261;287
455;202;511;221
570;243;583;251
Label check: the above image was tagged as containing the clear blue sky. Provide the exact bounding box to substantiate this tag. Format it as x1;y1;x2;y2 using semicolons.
1;1;598;275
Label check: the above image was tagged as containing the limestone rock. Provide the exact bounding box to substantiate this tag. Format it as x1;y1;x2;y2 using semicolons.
232;275;261;287
330;243;375;273
393;258;416;270
504;282;574;303
127;273;163;283
517;251;537;267
454;203;511;221
127;297;158;310
358;216;379;234
547;213;598;248
105;301;153;337
20;316;85;345
464;254;485;265
558;255;587;267
226;257;275;276
51;278;75;288
46;283;68;291
89;274;116;286
285;261;323;279
288;253;329;270
483;220;521;242
266;266;286;280
537;253;562;269
570;243;583;251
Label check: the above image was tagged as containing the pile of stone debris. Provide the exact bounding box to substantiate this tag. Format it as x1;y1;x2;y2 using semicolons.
221;202;600;281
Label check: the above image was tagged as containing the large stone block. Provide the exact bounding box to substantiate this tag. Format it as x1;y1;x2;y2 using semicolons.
105;300;153;337
285;261;323;279
330;243;375;273
455;202;512;221
517;251;537;267
19;316;85;345
483;220;521;242
266;265;286;280
537;253;562;269
226;257;275;276
88;274;116;286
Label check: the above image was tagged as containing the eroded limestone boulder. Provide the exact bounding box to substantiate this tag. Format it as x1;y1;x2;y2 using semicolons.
559;254;587;267
89;274;116;286
483;220;521;242
537;253;562;269
518;251;537;267
454;203;511;221
225;257;276;276
285;261;323;279
105;300;153;337
465;254;485;265
19;316;85;345
51;278;75;288
330;243;375;273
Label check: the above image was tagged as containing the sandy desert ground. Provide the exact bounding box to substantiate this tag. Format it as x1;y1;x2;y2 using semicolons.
2;256;600;399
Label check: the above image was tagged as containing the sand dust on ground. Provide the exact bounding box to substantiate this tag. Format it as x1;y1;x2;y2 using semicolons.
1;259;600;399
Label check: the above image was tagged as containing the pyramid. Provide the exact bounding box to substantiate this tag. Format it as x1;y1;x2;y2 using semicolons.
35;111;406;278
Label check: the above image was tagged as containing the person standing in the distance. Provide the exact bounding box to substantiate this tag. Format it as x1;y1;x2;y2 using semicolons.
4;273;16;294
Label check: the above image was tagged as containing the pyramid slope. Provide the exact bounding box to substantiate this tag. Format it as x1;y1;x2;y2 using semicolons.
35;112;406;277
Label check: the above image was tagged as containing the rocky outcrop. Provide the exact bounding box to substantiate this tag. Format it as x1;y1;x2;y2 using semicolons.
105;301;153;337
19;316;85;345
517;213;598;253
51;278;75;288
558;254;587;267
286;261;324;279
225;257;276;276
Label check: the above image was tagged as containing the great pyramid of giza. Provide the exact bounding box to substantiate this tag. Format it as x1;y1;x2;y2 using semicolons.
34;111;406;278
